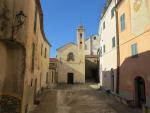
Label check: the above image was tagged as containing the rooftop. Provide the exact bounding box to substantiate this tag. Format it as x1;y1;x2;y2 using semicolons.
50;58;58;62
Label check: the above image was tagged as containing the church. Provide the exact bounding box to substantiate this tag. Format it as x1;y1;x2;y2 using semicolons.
56;25;85;84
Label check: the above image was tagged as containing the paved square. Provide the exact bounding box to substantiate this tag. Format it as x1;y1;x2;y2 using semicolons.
31;84;142;113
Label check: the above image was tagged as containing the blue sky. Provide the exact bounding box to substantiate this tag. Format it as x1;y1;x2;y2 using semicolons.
41;0;105;57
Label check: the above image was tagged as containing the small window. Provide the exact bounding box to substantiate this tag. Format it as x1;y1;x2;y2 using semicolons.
31;79;33;87
46;72;48;84
80;33;82;38
45;48;47;58
52;72;54;83
103;21;105;30
41;44;42;56
131;43;138;56
93;37;96;40
100;47;102;56
103;45;106;53
112;37;116;48
120;13;125;31
34;6;37;33
67;52;74;61
111;7;115;18
32;43;35;71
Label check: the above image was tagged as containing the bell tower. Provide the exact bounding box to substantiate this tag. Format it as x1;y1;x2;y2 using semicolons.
77;25;85;52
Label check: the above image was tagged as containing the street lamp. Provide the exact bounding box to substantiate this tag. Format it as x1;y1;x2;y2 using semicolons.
15;11;26;26
13;10;27;35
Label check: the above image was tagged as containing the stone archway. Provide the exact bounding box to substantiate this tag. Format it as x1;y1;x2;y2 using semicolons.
135;76;146;107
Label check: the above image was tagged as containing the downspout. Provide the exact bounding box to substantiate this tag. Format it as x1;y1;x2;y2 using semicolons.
11;0;15;41
115;9;120;94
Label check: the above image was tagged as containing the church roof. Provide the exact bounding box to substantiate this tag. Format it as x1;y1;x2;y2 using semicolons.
49;58;57;62
56;42;76;51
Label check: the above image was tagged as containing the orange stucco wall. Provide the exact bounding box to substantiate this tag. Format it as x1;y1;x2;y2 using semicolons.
116;0;150;105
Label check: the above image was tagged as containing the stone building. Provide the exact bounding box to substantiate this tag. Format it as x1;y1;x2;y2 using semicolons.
48;58;58;88
99;0;119;93
85;35;100;83
85;34;100;55
116;0;150;108
0;0;51;113
57;26;85;84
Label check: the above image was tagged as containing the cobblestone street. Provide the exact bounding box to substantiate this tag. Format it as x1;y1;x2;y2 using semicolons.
31;84;142;113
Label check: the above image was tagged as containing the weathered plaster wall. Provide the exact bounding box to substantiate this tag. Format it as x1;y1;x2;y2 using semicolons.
116;0;150;106
0;0;50;113
99;0;118;92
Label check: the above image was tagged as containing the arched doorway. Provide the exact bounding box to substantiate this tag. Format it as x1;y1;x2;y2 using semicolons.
135;77;146;107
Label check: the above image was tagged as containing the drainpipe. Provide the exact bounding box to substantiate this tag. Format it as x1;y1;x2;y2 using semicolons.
115;10;120;94
11;0;15;41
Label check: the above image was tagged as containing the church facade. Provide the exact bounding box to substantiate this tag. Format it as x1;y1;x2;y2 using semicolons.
57;26;85;84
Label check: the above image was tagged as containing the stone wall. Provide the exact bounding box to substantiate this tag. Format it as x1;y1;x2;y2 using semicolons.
0;95;21;113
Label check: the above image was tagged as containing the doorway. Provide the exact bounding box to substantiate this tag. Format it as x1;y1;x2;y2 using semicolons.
34;79;37;104
67;73;74;84
135;77;146;107
111;69;114;92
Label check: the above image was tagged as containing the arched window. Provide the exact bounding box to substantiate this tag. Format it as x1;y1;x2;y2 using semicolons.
67;52;74;61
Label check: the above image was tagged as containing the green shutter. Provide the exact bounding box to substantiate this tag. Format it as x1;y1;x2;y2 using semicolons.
120;13;125;31
120;15;123;31
131;43;138;56
111;7;115;18
123;14;125;30
103;45;106;53
112;37;116;48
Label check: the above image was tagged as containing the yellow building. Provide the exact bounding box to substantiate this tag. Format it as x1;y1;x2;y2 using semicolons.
57;26;85;84
0;0;51;113
116;0;150;108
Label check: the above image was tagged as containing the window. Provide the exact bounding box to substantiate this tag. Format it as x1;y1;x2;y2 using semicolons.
103;21;105;30
46;72;48;84
112;37;116;48
111;7;115;18
120;13;125;31
100;47;102;56
32;43;35;71
52;71;54;83
80;33;82;38
41;44;43;56
103;45;106;53
45;48;47;58
67;52;74;61
31;79;33;87
131;43;138;56
34;6;37;33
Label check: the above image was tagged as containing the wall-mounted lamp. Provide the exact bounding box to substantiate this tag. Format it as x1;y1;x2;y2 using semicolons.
13;10;27;34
